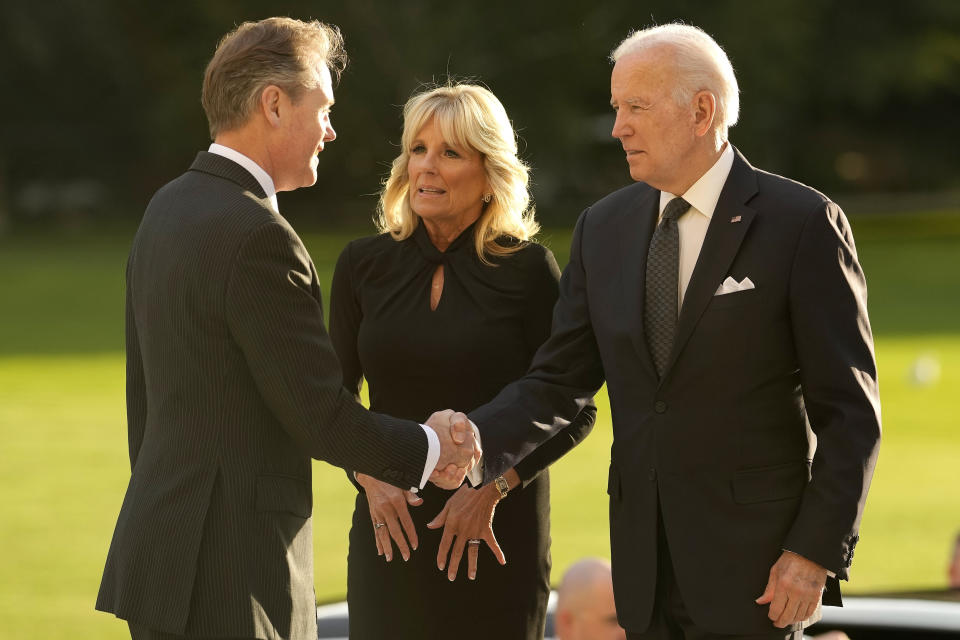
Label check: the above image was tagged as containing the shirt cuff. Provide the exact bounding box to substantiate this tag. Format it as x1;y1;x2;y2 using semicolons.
465;419;484;487
416;423;441;492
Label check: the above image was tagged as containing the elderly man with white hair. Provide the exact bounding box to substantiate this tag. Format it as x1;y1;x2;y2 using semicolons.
469;22;880;640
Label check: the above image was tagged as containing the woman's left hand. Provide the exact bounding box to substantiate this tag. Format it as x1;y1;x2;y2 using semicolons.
427;483;505;581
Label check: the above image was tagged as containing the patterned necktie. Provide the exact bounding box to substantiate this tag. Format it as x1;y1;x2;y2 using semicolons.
644;197;691;378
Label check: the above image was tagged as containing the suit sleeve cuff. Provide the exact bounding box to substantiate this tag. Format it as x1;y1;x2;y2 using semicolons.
416;424;441;492
784;548;836;578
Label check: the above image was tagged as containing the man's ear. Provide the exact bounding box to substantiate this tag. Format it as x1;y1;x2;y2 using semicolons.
260;85;283;128
692;90;717;138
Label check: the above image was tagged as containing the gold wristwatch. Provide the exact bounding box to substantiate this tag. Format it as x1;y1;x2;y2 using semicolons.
494;475;509;499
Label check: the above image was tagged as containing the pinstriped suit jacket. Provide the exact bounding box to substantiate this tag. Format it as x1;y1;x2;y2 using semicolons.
96;152;427;639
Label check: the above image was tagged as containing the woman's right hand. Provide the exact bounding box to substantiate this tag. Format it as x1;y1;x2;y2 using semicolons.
355;472;423;562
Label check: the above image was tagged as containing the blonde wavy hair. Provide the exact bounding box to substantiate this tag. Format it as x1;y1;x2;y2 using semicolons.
377;83;539;263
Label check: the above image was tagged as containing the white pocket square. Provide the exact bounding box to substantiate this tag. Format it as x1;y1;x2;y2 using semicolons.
715;276;755;296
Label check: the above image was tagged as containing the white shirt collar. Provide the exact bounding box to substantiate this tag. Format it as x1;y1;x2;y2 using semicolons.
208;143;279;212
659;142;735;219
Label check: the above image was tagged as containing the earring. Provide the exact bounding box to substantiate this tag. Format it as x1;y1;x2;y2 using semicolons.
482;193;492;203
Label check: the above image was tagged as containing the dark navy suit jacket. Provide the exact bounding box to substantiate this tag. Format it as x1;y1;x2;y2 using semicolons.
472;147;881;634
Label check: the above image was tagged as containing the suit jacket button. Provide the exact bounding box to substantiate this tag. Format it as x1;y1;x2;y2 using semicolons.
648;468;657;481
654;401;667;413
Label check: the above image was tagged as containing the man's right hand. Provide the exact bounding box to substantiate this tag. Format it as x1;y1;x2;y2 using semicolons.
424;410;481;490
755;550;827;628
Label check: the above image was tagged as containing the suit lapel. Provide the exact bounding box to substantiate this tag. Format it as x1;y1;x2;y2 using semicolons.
621;187;660;375
662;148;759;378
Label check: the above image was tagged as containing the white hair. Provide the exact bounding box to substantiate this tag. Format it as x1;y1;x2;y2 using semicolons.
611;23;739;141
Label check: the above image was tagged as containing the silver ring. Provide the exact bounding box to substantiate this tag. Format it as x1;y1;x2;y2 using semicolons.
467;539;481;545
374;522;386;529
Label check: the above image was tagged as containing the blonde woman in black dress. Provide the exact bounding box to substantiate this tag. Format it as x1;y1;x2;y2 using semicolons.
330;83;595;640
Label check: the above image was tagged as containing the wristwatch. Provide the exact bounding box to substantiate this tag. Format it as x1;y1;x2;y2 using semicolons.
494;475;510;499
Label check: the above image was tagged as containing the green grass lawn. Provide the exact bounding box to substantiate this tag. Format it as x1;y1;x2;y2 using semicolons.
0;212;958;639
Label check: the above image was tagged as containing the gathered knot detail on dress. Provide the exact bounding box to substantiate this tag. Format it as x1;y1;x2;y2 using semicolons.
412;219;478;265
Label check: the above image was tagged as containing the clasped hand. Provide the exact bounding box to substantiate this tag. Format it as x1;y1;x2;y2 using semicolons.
352;409;482;564
355;474;505;581
424;409;481;490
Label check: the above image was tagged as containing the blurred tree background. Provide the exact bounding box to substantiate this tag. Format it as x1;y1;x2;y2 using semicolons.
1;0;958;233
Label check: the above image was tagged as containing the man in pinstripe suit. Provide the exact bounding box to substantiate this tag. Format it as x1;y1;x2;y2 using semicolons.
96;18;479;640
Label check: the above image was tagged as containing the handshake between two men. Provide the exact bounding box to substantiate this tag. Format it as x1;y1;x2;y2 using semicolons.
423;409;482;490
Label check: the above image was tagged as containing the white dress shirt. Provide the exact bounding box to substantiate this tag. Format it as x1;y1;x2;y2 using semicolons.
207;143;440;491
658;142;735;310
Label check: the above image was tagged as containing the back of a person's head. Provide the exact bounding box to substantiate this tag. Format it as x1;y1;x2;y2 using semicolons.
201;17;347;138
556;558;625;640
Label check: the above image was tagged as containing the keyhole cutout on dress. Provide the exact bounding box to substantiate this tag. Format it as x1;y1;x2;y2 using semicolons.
430;264;444;311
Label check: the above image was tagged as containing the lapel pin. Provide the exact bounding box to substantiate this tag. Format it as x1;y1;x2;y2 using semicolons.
730;215;742;223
